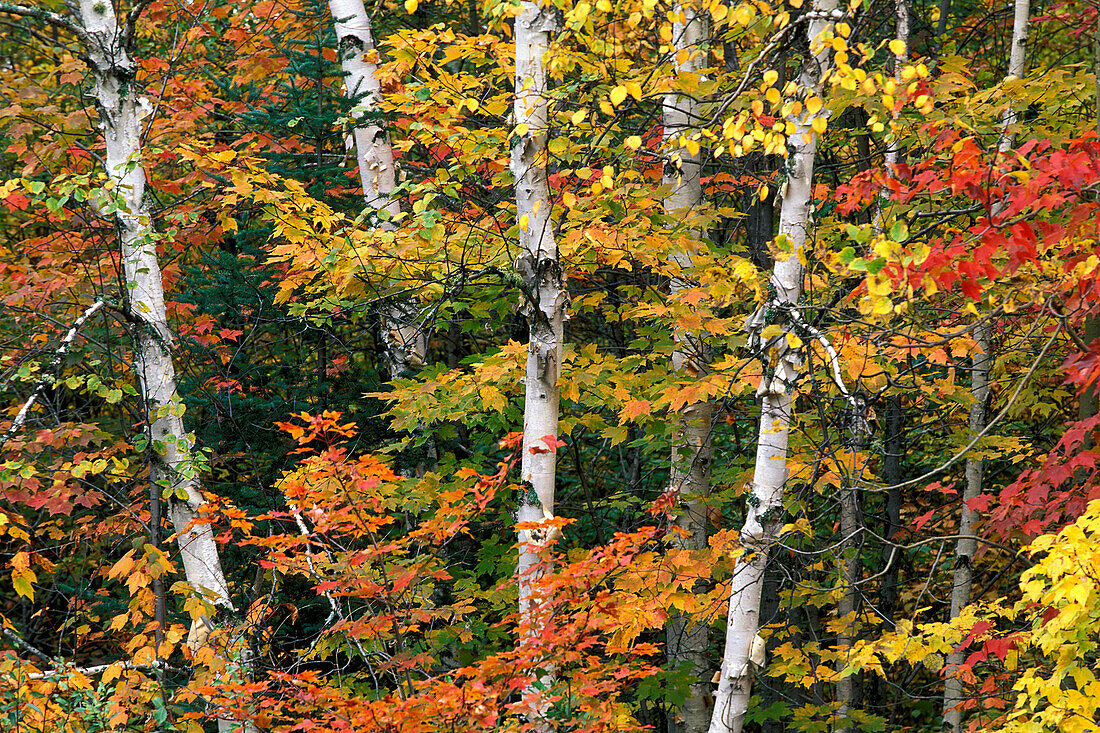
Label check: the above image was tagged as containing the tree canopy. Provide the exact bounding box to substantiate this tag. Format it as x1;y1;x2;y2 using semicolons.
0;0;1099;731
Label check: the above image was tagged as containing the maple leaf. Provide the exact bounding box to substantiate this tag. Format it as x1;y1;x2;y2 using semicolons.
619;399;651;423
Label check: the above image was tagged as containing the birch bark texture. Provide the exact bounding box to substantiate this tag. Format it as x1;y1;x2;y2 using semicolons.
943;5;1026;727
942;321;991;733
329;0;401;220
662;5;713;733
76;4;249;730
78;0;233;615
709;1;836;730
996;0;1030;155
511;0;564;653
327;0;427;380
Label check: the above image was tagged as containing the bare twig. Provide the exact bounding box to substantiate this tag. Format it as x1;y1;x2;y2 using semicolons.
1;299;106;450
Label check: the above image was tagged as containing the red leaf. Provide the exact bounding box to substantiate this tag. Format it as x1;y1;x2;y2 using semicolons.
913;508;936;531
964;493;992;512
219;328;244;342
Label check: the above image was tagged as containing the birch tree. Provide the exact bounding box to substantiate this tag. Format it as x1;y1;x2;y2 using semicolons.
0;1;244;727
709;1;836;729
75;0;234;618
943;4;1027;729
327;0;427;380
511;0;564;721
662;5;713;733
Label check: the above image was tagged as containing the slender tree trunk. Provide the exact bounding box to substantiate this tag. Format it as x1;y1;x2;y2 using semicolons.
708;2;835;730
836;399;869;733
943;322;991;733
1083;11;1100;423
935;0;950;40
329;0;400;221
80;0;232;617
880;395;904;620
327;0;428;381
996;0;1030;156
512;0;564;725
662;6;712;733
875;0;908;235
77;3;242;730
943;8;1026;728
746;153;777;269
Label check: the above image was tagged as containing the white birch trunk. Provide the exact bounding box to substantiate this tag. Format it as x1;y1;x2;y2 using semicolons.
328;0;401;219
327;0;428;381
875;0;909;235
662;6;713;733
512;0;563;722
708;1;835;730
943;8;1025;727
942;322;991;733
996;0;1030;155
78;3;246;730
78;0;232;615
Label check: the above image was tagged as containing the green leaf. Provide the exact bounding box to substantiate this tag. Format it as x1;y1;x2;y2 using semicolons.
12;574;34;601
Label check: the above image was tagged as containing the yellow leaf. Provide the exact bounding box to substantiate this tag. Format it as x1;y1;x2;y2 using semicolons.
571;109;587;125
520;214;529;231
805;96;823;114
625;81;643;101
465;98;479;112
811;116;827;135
209;150;236;164
597;0;612;9
404;0;418;11
514;122;529;136
102;663;122;684
609;85;629;107
763;69;779;87
889;39;906;56
761;324;783;340
625;135;642;149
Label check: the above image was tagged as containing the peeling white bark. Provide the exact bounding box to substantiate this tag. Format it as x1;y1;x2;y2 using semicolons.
512;0;563;723
76;4;247;730
662;6;713;733
996;0;1030;154
78;0;232;615
943;322;991;733
327;0;429;381
328;0;401;219
708;1;836;730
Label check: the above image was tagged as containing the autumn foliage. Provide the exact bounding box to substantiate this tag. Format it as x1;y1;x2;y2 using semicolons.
0;0;1099;731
